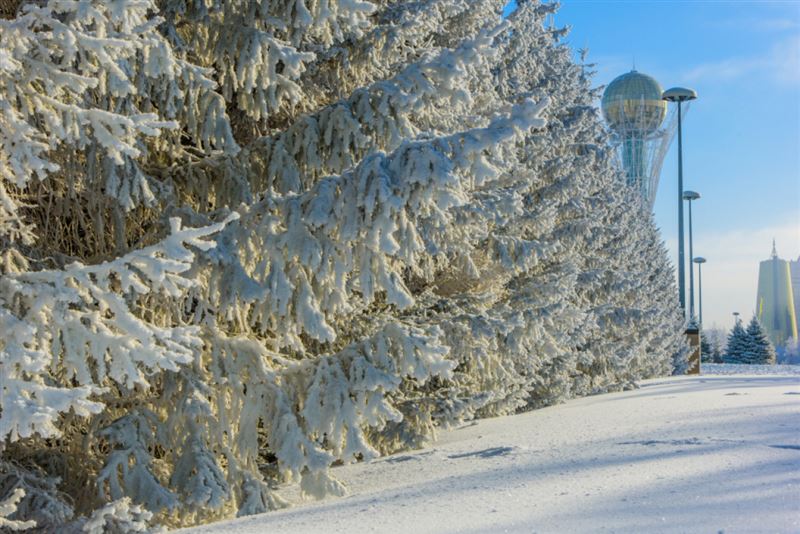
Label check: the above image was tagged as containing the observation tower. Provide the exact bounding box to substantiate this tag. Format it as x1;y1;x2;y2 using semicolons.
601;70;680;208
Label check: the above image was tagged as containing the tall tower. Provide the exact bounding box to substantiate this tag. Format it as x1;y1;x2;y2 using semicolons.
756;241;798;348
601;70;679;208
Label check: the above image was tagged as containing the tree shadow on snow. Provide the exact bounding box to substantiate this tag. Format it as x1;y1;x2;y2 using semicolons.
447;447;515;459
612;376;800;402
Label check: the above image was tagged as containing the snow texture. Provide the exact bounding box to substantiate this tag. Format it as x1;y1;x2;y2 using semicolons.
180;373;800;534
702;363;800;376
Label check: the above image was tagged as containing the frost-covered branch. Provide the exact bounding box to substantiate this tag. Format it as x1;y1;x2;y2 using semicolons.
243;27;505;194
208;99;547;349
0;488;36;531
161;0;375;123
0;214;237;443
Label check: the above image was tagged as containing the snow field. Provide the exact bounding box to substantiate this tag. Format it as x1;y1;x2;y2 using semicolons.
702;363;800;375
182;373;800;533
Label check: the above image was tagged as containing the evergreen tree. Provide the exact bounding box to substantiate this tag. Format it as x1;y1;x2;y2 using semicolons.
703;327;726;363
712;337;724;363
744;315;777;364
723;320;748;363
700;333;713;363
0;0;687;529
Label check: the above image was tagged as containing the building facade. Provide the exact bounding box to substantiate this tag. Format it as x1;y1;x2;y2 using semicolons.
790;256;800;339
756;242;798;348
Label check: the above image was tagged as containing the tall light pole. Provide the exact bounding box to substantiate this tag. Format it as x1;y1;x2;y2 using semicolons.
733;311;740;325
683;190;701;322
663;87;697;319
693;257;707;326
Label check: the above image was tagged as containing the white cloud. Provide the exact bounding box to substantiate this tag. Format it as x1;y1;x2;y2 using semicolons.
684;35;800;86
666;219;800;331
752;17;800;32
716;16;799;33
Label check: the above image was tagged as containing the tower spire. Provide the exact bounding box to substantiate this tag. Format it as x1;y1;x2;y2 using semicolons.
771;239;778;259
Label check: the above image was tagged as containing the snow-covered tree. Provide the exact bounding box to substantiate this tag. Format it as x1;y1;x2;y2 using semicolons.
700;333;712;362
723;319;748;364
723;316;775;365
703;327;726;363
743;315;776;365
777;336;800;364
0;0;687;529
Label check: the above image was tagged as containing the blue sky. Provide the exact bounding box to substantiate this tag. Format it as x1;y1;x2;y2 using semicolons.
510;1;800;330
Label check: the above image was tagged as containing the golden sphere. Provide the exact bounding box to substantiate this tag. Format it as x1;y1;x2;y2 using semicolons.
602;70;667;134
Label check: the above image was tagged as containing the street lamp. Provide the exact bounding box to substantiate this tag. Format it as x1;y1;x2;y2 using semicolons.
683;190;701;323
663;87;698;319
733;311;740;325
693;257;707;326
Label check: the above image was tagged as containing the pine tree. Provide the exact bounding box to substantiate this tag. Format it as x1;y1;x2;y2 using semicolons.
712;337;724;363
723;320;748;364
0;0;687;529
700;333;713;363
744;315;777;364
702;327;725;363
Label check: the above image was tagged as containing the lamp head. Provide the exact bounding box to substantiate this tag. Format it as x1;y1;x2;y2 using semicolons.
682;190;701;201
662;87;698;102
693;257;707;264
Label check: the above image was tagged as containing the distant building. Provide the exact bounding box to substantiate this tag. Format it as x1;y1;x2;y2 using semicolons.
755;241;798;348
790;256;800;335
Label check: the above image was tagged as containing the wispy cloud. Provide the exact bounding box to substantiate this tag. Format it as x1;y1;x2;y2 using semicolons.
715;16;799;33
752;17;800;32
684;35;800;86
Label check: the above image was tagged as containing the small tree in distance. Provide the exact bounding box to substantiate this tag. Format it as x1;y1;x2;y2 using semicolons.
701;327;725;363
744;315;777;364
700;334;713;363
723;319;748;364
712;337;724;363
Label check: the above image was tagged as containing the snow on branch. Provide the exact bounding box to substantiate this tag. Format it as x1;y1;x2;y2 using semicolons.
172;27;504;214
0;2;176;184
82;497;162;534
162;0;375;50
208;98;547;349
0;213;238;443
304;0;502;97
242;28;504;195
160;0;378;123
0;488;36;531
200;26;315;122
195;321;454;509
91;318;454;519
0;0;238;238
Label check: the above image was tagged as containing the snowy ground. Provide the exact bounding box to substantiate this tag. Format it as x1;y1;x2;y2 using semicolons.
701;363;800;375
182;368;800;533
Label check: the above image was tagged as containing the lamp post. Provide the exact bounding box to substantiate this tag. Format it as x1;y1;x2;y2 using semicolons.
693;257;707;326
733;311;740;325
663;87;698;319
683;190;701;323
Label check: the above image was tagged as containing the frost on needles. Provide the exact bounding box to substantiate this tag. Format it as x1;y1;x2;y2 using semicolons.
0;0;687;529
